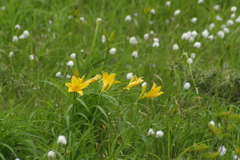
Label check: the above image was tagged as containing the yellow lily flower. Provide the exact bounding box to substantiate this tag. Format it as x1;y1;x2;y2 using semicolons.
140;83;163;99
84;74;101;84
65;76;89;96
124;75;143;90
101;71;121;93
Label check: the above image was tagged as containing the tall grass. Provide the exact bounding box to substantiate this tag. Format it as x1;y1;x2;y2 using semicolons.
1;0;240;159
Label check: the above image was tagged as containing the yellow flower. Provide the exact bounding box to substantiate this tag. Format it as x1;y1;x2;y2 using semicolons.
65;76;89;95
124;75;143;90
101;71;120;93
140;83;163;99
84;74;101;84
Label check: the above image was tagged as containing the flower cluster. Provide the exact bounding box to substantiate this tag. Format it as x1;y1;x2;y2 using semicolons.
65;70;163;99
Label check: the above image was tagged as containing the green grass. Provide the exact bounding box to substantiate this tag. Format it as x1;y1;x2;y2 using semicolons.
1;0;240;159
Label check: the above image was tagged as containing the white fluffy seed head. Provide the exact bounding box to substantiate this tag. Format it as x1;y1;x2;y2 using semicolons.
125;15;132;21
67;60;74;67
231;6;237;12
9;51;14;57
209;120;215;126
126;72;133;80
57;135;67;145
165;1;171;7
173;44;179;50
184;82;191;90
109;48;117;55
156;130;164;138
193;42;201;48
191;17;197;23
132;51;138;58
47;150;55;158
174;9;181;16
129;37;138;44
70;53;76;59
218;146;227;156
29;54;34;60
148;128;155;136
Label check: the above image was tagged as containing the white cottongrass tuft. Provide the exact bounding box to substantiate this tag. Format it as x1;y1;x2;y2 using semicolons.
19;30;30;39
144;33;149;40
29;54;34;60
152;38;160;47
147;128;155;136
15;24;21;30
66;74;71;79
181;31;191;40
129;37;138;44
202;29;209;38
125;15;132;21
9;51;14;57
231;13;236;19
13;36;18;42
70;53;76;59
174;10;181;16
132;51;138;58
187;58;193;64
149;31;154;35
47;150;55;159
150;9;155;14
67;60;74;67
193;42;201;48
156;130;164;138
213;5;220;11
173;44;179;50
23;30;30;37
79;17;85;22
109;48;117;55
209;23;215;30
165;1;171;7
190;53;195;59
216;15;222;21
189;36;195;43
223;27;229;33
217;31;225;38
57;135;67;145
209;120;215;126
218;145;227;156
102;35;106;43
56;72;61;78
198;0;204;3
191;31;198;38
227;20;234;26
235;16;240;23
184;82;191;90
126;72;133;80
208;35;214;41
15;158;21;160
191;17;197;23
234;155;240;160
231;6;237;12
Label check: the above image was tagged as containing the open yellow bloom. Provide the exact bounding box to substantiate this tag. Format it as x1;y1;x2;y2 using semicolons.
124;75;143;90
65;76;89;95
101;71;120;93
84;74;101;84
140;83;163;99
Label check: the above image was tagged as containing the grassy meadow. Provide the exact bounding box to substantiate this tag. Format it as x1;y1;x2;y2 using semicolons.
1;0;240;159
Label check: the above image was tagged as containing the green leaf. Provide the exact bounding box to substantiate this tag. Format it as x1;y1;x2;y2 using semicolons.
204;152;219;159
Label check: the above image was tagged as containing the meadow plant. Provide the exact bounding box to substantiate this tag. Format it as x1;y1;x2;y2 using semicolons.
1;0;240;159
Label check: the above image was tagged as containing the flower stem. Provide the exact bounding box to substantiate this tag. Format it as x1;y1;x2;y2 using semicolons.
184;53;201;106
90;22;100;53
